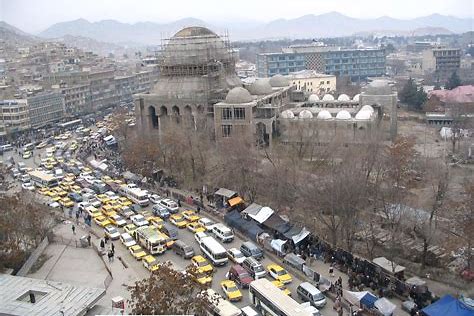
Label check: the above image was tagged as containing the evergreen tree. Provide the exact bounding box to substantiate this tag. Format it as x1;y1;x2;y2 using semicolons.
445;71;462;90
399;78;418;105
414;86;428;110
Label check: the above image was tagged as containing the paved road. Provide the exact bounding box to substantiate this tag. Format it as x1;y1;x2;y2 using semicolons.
6;135;338;315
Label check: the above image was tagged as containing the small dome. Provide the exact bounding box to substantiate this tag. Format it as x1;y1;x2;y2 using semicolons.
355;110;373;120
225;87;253;104
336;110;351;120
338;94;350;101
360;105;375;113
299;109;313;119
269;74;289;87
248;79;273;95
316;110;332;120
353;94;360;101
280;110;295;119
322;94;335;101
308;94;320;102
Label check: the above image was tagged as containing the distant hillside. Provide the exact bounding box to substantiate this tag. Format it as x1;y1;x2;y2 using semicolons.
51;34;139;56
38;13;473;43
0;21;38;46
354;27;454;37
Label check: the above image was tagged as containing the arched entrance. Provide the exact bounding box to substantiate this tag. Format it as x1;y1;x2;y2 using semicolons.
148;106;158;129
160;106;168;116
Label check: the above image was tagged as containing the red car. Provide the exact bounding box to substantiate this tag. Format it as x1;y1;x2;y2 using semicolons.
227;264;254;288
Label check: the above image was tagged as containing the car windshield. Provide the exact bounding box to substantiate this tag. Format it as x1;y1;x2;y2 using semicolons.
227;285;238;292
133;248;141;254
197;260;208;267
254;265;264;272
223;231;233;237
176;217;185;222
313;292;325;301
233;251;244;258
277;269;287;276
124;237;133;242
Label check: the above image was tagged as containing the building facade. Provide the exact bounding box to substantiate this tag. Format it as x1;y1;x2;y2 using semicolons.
422;47;461;77
53;83;91;116
287;70;336;94
0;99;30;135
27;92;65;128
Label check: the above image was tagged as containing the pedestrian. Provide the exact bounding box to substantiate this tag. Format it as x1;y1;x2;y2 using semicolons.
108;250;113;262
87;234;91;247
111;242;115;253
196;206;201;213
337;306;343;316
71;224;76;235
329;265;334;277
104;235;109;244
177;199;181;207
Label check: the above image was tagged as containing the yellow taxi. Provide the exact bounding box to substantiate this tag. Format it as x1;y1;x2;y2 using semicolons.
70;185;82;194
189;270;212;285
108;214;127;227
51;195;62;202
56;157;65;163
170;214;188;229
89;209;102;219
191;255;213;274
129;245;147;260
220;280;242;301
142;255;160;271
267;264;292;284
38;187;49;195
148;216;164;229
182;210;200;222
59;197;74;208
124;223;137;236
118;197;132;207
46;190;56;197
97;194;110;204
44;163;54;170
102;175;112;182
186;222;206;233
272;280;292;296
107;200;122;211
56;189;68;197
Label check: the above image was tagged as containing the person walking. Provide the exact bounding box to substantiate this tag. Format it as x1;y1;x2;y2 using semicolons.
71;224;76;235
111;242;115;254
107;250;113;262
104;235;109;244
329;264;334;277
100;239;105;251
87;234;91;247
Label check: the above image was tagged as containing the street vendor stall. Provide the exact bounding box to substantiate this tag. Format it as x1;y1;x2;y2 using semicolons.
283;253;305;271
373;257;406;279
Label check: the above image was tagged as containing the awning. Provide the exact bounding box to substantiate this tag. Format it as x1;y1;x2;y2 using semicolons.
292;227;310;245
228;196;243;207
373;257;405;274
344;290;369;307
422;295;474;316
248;206;274;224
270;239;287;253
406;276;426;287
374;298;396;316
215;188;237;198
262;213;291;234
283;226;303;240
242;203;263;216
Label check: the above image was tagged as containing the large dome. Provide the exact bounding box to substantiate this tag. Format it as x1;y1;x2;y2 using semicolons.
360;105;375;113
308;94;320;102
322;94;335;101
317;110;332;120
280;110;295;119
269;74;289;87
336;110;352;120
225;87;253;104
355;110;373;120
338;94;350;101
248;79;273;95
365;80;393;95
173;26;216;38
299;109;313;119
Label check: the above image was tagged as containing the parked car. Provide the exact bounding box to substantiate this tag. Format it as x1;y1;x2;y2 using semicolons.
104;225;120;240
198;217;217;231
242;257;266;279
226;248;246;264
172;240;194;259
240;241;264;260
130;214;149;227
159;198;179;213
120;232;136;248
149;194;162;204
152;204;170;219
161;223;179;240
227;264;253;288
297;282;327;308
68;192;83;202
211;223;234;243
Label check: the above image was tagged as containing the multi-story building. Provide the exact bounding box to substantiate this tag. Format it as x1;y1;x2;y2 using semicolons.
52;83;91;117
287;70;336;94
88;69;117;111
256;47;386;80
0;99;30;135
115;74;138;104
27;92;65;128
422;47;461;77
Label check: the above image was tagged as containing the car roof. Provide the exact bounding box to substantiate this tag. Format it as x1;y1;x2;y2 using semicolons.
121;232;132;238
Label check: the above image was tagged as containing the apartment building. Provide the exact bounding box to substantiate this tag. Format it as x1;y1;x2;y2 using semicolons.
27;92;65;128
0;99;30;134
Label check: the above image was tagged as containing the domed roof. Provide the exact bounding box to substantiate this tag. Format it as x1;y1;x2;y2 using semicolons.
173;26;217;38
355;110;373;120
316;110;332;120
322;94;335;101
280;110;295;119
336;110;352;120
360;105;375;113
225;87;253;104
248;79;273;95
337;94;350;101
308;94;320;102
299;109;313;119
269;74;289;87
365;80;393;95
353;94;360;101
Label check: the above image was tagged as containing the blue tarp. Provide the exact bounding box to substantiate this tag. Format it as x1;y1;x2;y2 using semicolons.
360;292;378;309
422;295;474;316
225;210;264;242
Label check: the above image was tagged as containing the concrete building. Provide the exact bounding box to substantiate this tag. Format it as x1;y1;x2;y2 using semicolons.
422;47;461;77
257;47;386;80
27;92;65;128
287;70;336;95
52;83;91;116
89;69;117;111
0;99;30;135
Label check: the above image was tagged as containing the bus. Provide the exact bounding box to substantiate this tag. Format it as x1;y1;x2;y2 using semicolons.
57;119;82;130
200;289;242;316
119;185;149;206
29;170;59;188
249;278;314;316
200;236;228;266
134;226;168;255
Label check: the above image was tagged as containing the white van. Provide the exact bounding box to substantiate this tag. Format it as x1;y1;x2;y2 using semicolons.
212;223;234;243
20;174;31;183
158;199;179;213
200;236;228;266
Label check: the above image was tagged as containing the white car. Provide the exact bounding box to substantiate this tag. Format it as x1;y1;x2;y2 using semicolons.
104;225;120;240
130;214;149;227
149;194;162;204
194;232;209;245
159;198;179;213
198;217;217;231
226;248;246;264
110;214;127;227
49;201;60;208
21;182;35;191
120;232;136;248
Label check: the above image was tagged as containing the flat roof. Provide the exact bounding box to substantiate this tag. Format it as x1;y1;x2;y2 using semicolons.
0;274;105;316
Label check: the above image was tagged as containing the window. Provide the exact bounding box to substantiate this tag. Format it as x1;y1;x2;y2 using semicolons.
234;108;245;120
222;125;232;137
222;108;232;120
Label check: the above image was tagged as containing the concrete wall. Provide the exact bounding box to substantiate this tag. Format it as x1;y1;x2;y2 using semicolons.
16;237;49;277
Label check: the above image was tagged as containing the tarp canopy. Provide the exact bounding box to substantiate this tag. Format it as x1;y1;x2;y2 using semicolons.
89;159;108;171
373;257;406;274
283;226;303;240
248;206;274;224
270;239;287;253
262;213;291;234
375;297;396;316
422;295;474;316
406;276;427;287
242;203;263;217
224;210;263;242
292;227;310;245
215;188;237;198
228;196;243;207
344;290;369;307
283;253;305;271
243;223;264;242
360;292;378;309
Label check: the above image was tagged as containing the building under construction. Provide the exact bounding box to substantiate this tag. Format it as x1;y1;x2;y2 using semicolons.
134;26;242;133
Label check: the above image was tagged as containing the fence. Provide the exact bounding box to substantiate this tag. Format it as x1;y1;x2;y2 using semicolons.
16;236;49;276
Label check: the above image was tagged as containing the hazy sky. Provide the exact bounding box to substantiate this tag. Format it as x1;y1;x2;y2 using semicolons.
1;0;472;33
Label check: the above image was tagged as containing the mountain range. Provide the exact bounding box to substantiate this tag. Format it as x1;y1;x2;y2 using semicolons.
38;12;473;44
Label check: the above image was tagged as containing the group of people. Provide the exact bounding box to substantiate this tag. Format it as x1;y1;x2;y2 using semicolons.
100;235;115;262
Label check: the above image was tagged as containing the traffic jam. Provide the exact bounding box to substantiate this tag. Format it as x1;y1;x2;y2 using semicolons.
6;118;333;316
